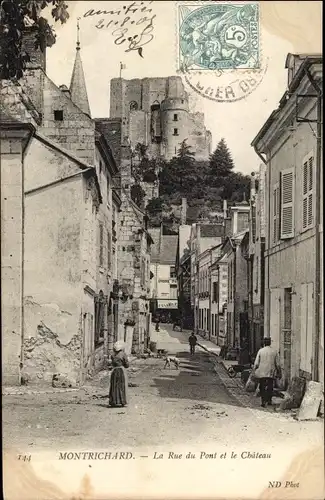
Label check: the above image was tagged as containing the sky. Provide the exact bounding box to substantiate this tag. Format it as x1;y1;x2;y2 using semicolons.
46;1;322;175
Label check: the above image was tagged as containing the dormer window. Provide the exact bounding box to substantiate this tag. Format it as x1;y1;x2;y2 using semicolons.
54;110;63;121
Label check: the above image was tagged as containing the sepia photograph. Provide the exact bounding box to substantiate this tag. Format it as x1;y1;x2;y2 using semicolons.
1;1;323;499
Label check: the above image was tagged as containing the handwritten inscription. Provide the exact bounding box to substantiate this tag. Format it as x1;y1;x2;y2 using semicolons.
17;454;31;461
83;1;155;57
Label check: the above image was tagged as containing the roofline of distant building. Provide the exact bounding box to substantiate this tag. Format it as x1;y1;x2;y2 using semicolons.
95;130;119;176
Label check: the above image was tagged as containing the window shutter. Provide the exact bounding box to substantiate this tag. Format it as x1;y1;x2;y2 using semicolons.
302;155;314;231
302;160;308;230
280;169;294;239
99;223;104;266
308;156;314;227
251;205;256;243
107;231;111;268
273;184;279;243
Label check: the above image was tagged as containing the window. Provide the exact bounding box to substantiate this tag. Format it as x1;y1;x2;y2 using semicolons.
170;266;176;278
99;223;104;266
280;168;294;239
213;282;218;302
99;160;103;173
140;258;146;287
107;231;112;269
228;261;233;301
273;183;280;243
129;101;138;111
54;110;63;121
251;205;256;243
170;285;177;299
173;128;179;136
302;154;314;231
173;113;178;121
112;248;116;278
94;295;104;347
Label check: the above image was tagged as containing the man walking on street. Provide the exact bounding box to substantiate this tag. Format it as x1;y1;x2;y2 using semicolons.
253;337;281;408
189;332;197;355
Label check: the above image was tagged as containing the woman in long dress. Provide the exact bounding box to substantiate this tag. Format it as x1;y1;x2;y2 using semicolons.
109;341;129;407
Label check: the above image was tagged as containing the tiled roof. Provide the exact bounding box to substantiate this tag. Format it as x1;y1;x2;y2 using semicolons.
148;229;178;264
148;228;160;262
160;235;178;264
199;224;224;238
95;118;122;165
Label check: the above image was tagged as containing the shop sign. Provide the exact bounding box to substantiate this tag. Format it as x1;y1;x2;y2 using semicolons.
157;300;178;309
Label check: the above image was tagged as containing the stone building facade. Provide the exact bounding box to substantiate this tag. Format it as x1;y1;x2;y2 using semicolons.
95;119;153;355
1;29;123;386
175;224;193;330
189;223;225;333
212;253;228;345
247;165;266;356
252;53;323;387
110;76;212;161
1;112;34;386
149;226;179;323
222;231;249;348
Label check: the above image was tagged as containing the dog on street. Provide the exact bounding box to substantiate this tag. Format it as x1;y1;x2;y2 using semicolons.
164;356;180;370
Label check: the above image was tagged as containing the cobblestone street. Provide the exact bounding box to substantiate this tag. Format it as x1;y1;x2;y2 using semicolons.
3;326;322;450
3;326;324;499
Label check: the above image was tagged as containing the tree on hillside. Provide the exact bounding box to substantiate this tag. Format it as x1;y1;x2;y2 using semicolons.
222;172;250;202
0;0;69;80
209;138;235;180
177;139;195;162
146;197;164;215
131;142;160;183
159;140;196;196
175;139;197;191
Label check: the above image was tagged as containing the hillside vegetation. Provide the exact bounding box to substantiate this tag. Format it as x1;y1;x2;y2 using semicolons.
131;139;251;226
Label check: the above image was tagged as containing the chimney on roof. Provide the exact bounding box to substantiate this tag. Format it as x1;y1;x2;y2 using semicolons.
223;199;227;219
181;198;187;225
250;172;256;202
59;84;71;97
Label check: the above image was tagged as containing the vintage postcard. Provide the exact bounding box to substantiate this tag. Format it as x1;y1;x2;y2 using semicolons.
1;1;323;499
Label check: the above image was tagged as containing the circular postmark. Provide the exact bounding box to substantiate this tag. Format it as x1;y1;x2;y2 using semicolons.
181;62;268;103
177;2;266;102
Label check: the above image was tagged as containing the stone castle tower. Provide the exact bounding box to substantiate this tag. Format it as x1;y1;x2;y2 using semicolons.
109;76;212;161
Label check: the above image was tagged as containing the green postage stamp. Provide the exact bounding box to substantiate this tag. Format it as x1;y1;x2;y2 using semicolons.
178;2;260;71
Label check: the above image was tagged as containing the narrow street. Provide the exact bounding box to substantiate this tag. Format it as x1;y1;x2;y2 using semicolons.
3;325;322;450
3;325;324;499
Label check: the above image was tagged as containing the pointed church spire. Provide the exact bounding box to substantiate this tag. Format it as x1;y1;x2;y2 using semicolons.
76;17;80;51
69;18;91;116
